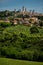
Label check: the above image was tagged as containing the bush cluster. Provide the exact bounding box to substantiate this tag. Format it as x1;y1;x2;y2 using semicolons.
0;31;43;61
0;22;11;27
30;26;39;34
0;24;43;61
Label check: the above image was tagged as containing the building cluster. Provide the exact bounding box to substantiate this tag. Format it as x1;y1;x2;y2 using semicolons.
14;6;43;16
9;6;41;26
2;6;43;26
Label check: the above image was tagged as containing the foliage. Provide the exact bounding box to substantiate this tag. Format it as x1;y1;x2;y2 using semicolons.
39;21;43;27
0;22;11;27
0;25;43;61
36;16;43;21
30;26;39;34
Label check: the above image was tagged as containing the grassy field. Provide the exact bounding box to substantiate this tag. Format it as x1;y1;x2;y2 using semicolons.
0;58;43;65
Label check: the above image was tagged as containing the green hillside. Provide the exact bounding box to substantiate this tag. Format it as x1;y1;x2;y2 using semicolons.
3;25;43;36
0;24;43;61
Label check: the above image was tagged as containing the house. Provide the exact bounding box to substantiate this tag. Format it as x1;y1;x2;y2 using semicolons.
28;17;38;26
18;20;23;24
29;17;38;23
13;19;18;25
22;19;30;26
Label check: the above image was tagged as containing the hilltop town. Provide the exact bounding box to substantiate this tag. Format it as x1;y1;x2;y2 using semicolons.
0;6;43;26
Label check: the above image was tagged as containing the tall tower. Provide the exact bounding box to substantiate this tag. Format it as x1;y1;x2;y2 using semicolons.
22;6;27;12
14;9;16;12
22;6;25;12
29;10;32;17
25;8;27;12
32;10;35;15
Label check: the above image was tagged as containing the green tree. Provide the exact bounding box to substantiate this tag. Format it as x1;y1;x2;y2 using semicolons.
30;26;39;34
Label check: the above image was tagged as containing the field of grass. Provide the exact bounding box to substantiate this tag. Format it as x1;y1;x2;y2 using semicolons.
0;58;43;65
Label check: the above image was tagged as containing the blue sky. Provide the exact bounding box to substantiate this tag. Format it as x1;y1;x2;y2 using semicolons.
0;0;43;13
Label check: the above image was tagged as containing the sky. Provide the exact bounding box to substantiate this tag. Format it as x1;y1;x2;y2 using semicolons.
0;0;43;13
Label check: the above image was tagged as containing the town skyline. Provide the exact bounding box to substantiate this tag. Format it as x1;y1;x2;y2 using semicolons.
0;0;43;13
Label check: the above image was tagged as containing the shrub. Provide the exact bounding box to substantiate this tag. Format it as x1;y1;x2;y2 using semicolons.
30;26;39;34
0;22;11;27
39;21;43;27
38;52;43;61
33;50;39;61
21;50;34;61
